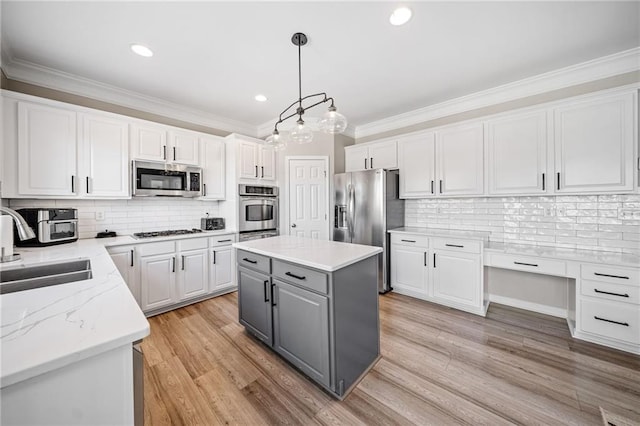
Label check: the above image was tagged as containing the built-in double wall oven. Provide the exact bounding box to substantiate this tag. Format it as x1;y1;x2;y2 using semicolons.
238;184;278;241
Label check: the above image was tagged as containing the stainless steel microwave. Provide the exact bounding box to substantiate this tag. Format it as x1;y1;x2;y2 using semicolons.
132;160;202;197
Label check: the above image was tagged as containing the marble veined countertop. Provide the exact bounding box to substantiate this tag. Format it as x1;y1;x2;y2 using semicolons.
388;227;491;241
234;235;382;272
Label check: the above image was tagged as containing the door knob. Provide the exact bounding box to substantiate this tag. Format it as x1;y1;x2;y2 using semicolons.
291;224;297;228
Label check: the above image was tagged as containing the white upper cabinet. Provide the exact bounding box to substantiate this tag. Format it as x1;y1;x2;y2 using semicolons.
236;138;276;182
398;133;436;198
18;102;77;196
345;140;397;172
78;113;129;197
436;122;484;196
259;144;276;181
130;122;167;162
168;129;200;165
554;92;635;193
487;110;548;195
239;140;260;179
200;135;226;200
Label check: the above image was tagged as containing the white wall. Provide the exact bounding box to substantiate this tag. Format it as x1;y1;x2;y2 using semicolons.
8;198;221;239
406;194;640;256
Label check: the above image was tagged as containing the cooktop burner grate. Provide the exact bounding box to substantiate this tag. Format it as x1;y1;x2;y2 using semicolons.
133;229;204;239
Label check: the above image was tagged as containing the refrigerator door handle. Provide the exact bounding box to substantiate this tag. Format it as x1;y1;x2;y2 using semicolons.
347;183;355;240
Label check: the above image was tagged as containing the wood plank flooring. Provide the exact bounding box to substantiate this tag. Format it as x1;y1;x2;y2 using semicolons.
141;292;640;425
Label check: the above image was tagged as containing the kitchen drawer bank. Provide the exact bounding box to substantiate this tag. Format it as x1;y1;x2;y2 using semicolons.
234;235;382;399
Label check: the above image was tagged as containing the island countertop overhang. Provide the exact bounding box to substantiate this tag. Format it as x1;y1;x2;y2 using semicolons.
233;235;382;272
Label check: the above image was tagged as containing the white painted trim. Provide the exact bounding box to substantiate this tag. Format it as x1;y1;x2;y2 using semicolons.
2;57;257;136
283;156;331;240
356;47;640;139
489;294;567;318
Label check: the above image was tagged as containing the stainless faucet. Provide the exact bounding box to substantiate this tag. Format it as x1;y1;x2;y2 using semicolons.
0;207;36;240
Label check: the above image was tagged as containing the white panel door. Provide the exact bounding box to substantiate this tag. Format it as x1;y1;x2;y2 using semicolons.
140;254;176;312
169;129;200;165
130;122;167;161
487;110;547;195
436;123;484;196
18;102;77;196
344;145;369;172
554;92;635;193
239;141;259;179
78;113;129;197
259;145;276;181
432;250;481;309
390;244;429;298
200;136;226;199
210;246;235;292
178;249;208;301
368;141;398;170
398;133;436;198
288;158;328;240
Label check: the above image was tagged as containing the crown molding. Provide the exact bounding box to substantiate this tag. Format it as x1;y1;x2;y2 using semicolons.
1;57;257;136
355;47;640;139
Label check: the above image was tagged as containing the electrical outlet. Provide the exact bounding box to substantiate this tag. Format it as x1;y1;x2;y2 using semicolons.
556;206;566;216
95;211;105;221
544;207;555;216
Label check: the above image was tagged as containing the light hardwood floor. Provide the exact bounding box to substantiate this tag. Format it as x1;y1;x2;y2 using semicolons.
141;292;640;425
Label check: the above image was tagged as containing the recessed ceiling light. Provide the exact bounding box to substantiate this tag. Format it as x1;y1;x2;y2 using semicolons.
390;7;412;26
255;94;268;102
130;44;153;57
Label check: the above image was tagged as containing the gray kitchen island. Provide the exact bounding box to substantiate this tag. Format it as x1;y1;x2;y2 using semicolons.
233;235;382;399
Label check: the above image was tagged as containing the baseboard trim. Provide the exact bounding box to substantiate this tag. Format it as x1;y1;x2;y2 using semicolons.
489;294;567;318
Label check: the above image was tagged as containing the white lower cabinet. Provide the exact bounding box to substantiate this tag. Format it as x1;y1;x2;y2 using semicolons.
211;245;234;292
178;249;209;301
390;232;486;316
140;252;177;312
108;245;140;305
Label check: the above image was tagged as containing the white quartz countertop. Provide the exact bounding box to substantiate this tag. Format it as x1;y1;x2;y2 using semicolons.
0;238;151;388
388;227;491;241
233;235;382;272
486;242;640;268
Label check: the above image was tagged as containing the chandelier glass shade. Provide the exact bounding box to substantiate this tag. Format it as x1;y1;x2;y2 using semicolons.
265;32;348;148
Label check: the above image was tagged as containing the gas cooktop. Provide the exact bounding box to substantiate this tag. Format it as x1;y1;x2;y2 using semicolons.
132;229;204;239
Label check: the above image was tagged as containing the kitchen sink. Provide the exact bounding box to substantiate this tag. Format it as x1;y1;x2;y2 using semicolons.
0;259;92;294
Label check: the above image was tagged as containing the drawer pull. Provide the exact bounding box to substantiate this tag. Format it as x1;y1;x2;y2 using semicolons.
264;280;270;302
594;289;629;298
594;272;629;280
445;244;464;248
424;252;427;267
217;239;232;243
285;271;306;281
594;316;629;327
514;261;538;267
243;258;258;264
212;250;216;264
401;239;416;243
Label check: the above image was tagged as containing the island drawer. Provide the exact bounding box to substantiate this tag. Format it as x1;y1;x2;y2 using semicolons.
390;233;428;247
273;260;328;294
210;234;236;247
581;279;639;305
431;238;481;254
580;298;640;344
237;250;270;274
489;253;566;276
581;264;639;286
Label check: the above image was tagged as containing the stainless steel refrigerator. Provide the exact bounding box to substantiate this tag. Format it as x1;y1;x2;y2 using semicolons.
333;169;404;293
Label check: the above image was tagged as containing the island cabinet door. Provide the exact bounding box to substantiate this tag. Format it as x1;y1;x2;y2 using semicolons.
272;279;331;389
238;267;273;345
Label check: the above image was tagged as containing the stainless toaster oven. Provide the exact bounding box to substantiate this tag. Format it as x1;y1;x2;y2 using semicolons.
15;208;78;247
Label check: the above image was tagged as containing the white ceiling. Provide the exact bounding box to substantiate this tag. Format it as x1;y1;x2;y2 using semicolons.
1;1;639;135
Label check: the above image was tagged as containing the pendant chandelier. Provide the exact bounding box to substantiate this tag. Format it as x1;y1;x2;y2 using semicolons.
266;32;348;149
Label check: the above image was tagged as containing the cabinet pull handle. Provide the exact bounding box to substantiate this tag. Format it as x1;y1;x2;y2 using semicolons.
261;166;264;178
594;272;629;280
401;239;416;243
514;261;538;267
173;147;176;161
542;173;545;191
212;250;216;264
370;157;373;168
594;316;629;327
218;239;232;243
364;158;368;169
431;180;434;194
203;184;207;197
264;280;270;302
433;253;436;268
285;271;306;280
594;289;629;298
243;258;257;264
445;244;464;248
86;176;90;194
181;255;185;270
271;283;277;306
130;250;134;267
172;257;176;272
255;165;258;177
71;175;75;193
163;145;167;160
556;172;560;190
439;180;443;194
424;252;427;267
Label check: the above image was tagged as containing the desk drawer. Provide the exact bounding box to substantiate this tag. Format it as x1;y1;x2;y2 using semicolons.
237;250;270;274
431;238;481;254
582;280;639;305
490;253;566;276
390;233;428;247
273;260;328;295
580;298;640;344
581;264;639;286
